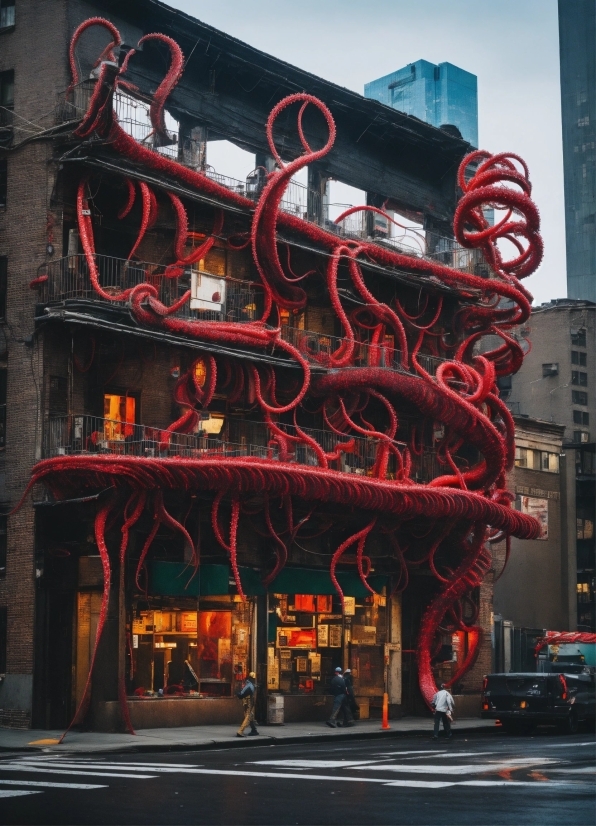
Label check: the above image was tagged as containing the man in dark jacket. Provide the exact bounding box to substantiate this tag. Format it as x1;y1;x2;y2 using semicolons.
236;672;259;737
326;666;352;728
343;668;358;720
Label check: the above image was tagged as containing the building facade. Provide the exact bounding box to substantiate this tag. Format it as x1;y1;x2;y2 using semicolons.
558;0;596;303
507;299;596;633
364;60;478;147
0;0;540;732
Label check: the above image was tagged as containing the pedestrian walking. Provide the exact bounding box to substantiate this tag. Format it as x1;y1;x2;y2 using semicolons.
431;683;454;739
343;668;358;721
236;671;259;737
326;666;350;728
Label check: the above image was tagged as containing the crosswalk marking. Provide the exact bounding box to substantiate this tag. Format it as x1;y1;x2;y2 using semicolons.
0;790;42;798
375;750;496;757
16;760;204;775
355;758;557;775
249;760;381;769
0;779;107;789
22;759;199;769
0;764;157;779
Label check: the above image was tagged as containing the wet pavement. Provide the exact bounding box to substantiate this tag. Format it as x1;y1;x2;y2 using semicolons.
0;727;593;824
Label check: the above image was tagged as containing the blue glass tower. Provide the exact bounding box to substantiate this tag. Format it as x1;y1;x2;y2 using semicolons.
364;60;478;148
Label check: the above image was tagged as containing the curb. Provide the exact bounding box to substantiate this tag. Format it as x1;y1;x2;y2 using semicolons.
0;722;495;756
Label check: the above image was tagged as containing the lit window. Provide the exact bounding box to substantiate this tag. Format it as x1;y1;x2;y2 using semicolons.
193;359;207;387
103;394;136;440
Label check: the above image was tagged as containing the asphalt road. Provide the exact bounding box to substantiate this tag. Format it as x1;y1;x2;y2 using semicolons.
0;728;594;825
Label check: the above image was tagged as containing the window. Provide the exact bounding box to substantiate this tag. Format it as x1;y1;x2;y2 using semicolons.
0;366;6;448
0;158;5;207
573;431;589;443
541;452;559;473
0;516;5;578
103;393;136;440
515;447;528;468
542;363;558;377
572;351;587;366
573;410;590;425
571;329;586;347
0;605;6;673
0;69;14;110
0;0;14;30
0;257;6;318
572;371;588;386
572;390;588;406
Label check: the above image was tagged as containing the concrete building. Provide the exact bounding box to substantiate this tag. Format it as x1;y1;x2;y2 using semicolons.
558;0;596;303
507;299;596;633
0;0;538;732
364;60;478;147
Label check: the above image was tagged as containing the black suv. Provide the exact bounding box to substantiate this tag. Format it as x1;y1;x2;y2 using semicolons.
481;671;596;734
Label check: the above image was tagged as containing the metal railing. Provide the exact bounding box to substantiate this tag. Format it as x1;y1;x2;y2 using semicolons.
43;415;280;462
54;83;493;279
43;414;453;483
37;254;262;323
281;326;446;377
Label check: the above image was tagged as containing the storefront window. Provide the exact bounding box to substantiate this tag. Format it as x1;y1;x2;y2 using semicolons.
103;393;135;440
130;596;254;698
267;592;387;698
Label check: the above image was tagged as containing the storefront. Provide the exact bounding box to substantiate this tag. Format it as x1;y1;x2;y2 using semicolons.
76;557;396;730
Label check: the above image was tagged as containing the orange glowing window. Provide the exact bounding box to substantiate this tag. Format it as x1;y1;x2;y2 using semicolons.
194;359;207;387
103;394;136;440
279;309;290;326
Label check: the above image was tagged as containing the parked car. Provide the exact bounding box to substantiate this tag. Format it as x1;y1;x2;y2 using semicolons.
481;671;596;734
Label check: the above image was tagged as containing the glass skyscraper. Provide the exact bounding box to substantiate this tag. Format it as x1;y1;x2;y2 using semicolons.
364;60;478;147
558;0;596;303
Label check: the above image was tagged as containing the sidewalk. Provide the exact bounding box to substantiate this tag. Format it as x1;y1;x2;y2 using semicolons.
0;717;493;755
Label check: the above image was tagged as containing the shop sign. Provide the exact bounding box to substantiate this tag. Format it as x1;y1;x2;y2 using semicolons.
317;624;329;647
343;596;356;616
352;625;377;645
277;628;317;648
518;495;548;539
267;646;279;690
329;625;342;647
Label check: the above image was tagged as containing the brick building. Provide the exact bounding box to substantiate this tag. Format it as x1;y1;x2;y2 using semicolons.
0;0;540;731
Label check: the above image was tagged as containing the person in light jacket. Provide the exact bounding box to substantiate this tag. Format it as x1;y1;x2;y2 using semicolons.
432;683;454;739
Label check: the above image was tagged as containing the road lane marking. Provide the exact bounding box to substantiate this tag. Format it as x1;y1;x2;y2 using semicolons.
355;758;557;775
20;759;200;769
15;761;208;775
375;751;445;756
0;790;42;798
541;742;595;749
550;767;596;774
249;760;380;769
378;752;497;760
0;779;107;789
0;765;157;779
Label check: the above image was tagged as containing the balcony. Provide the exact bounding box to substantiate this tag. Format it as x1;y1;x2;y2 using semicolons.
280;326;446;377
55;83;491;279
43;414;449;484
36;254;262;323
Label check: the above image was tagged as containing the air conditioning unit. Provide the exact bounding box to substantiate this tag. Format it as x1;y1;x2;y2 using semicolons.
190;270;226;312
542;363;559;377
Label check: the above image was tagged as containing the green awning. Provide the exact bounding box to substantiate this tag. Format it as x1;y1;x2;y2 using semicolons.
149;561;230;597
149;562;386;599
268;567;387;597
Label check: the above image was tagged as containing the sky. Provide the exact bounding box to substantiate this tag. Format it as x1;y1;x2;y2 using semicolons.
167;0;565;307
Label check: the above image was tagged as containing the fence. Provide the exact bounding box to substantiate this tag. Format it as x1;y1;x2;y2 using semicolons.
281;326;445;377
43;414;448;483
37;254;262;323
